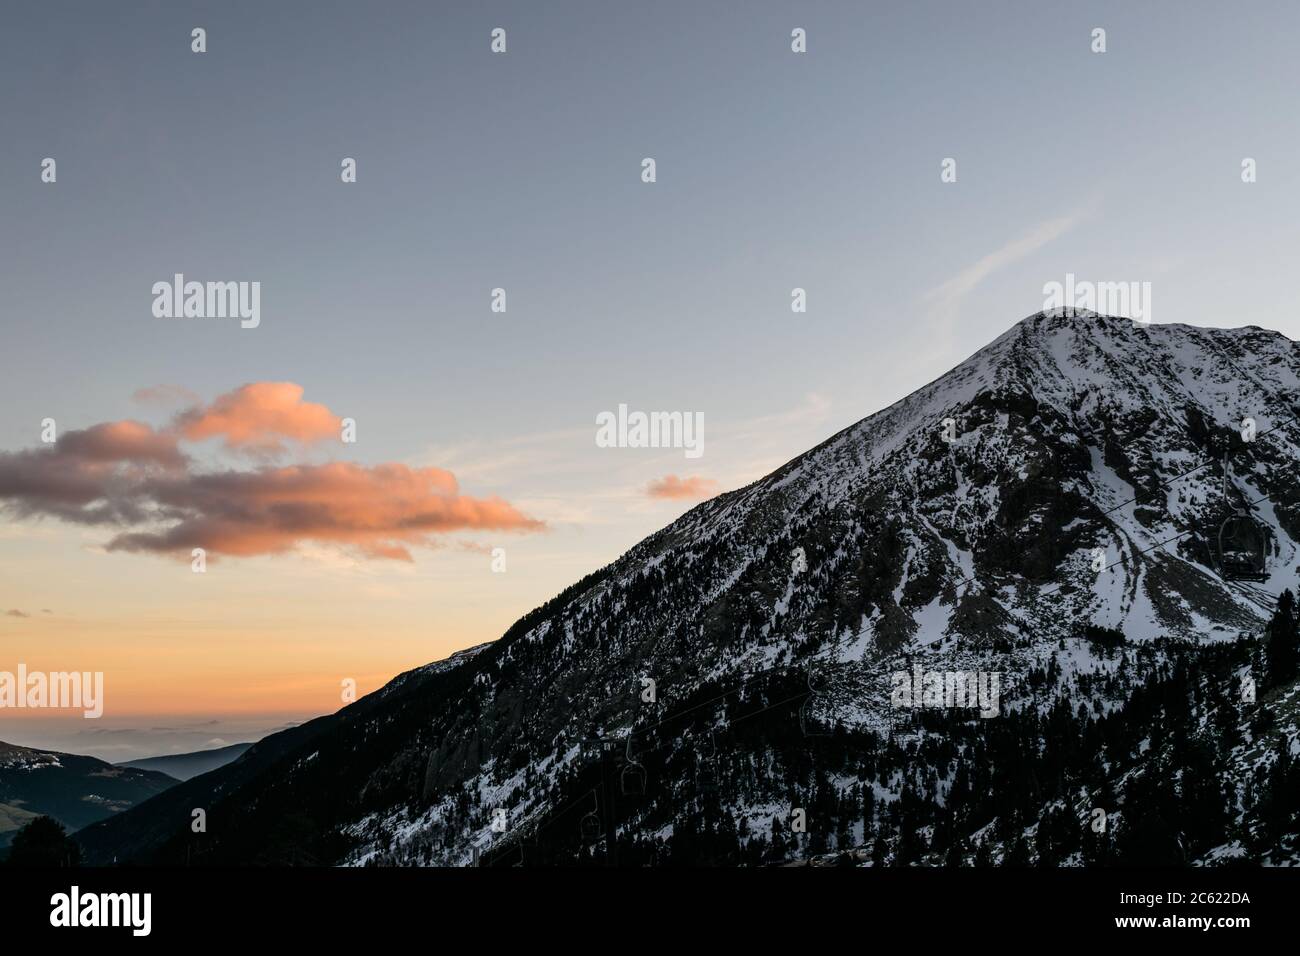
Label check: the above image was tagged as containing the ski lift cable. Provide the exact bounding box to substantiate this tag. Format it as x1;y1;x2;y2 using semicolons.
487;407;1297;865
630;647;834;745
481;659;835;863
728;689;816;729
478;608;992;863
950;414;1299;596
615;654;831;764
1235;581;1279;605
629;663;803;736
613;569;864;722
482;785;599;867
484;434;1298;862
1086;413;1297;523
483;404;1298;863
626;626;856;741
1030;487;1282;603
1199;335;1300;426
484;663;814;864
587;626;740;723
583;605;860;767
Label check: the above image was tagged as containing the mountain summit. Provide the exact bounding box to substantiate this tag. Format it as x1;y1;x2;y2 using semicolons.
77;312;1300;867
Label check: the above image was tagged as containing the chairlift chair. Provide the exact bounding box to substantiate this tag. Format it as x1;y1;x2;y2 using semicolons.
798;697;834;737
579;792;602;841
889;709;922;747
512;830;537;867
620;736;647;797
621;761;647;797
799;660;833;737
695;733;720;794
1216;510;1269;582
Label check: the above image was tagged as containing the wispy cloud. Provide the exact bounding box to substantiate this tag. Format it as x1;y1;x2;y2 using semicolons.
132;384;201;408
921;206;1095;327
421;392;834;519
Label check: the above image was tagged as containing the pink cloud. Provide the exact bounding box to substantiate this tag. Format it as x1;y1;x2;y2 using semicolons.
106;461;542;561
174;382;343;453
0;420;184;525
58;420;186;467
646;474;720;500
0;386;544;562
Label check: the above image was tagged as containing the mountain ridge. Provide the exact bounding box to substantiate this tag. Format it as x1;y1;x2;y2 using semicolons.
117;742;255;782
0;740;177;850
74;311;1300;867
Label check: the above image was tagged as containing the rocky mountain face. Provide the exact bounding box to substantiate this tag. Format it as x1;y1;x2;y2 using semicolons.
76;311;1300;867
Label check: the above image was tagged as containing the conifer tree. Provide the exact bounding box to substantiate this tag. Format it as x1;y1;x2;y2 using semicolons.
1265;590;1298;690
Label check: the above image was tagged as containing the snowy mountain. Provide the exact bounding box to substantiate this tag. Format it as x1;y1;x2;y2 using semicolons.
75;311;1300;867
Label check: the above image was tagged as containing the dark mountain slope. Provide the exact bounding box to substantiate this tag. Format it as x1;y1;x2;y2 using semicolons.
76;643;488;864
118;743;253;782
0;742;176;850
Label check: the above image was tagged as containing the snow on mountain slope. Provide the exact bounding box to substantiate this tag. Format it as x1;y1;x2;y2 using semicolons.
661;310;1299;648
338;310;1299;864
73;310;1300;868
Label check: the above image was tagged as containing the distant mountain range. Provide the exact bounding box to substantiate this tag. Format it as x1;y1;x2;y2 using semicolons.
74;312;1300;867
0;741;176;851
118;743;253;782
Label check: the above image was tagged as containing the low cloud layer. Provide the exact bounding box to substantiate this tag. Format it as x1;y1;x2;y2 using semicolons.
0;384;543;561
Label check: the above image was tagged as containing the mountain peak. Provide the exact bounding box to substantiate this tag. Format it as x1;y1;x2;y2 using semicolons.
75;311;1300;870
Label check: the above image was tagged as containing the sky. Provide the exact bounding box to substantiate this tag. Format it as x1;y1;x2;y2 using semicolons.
3;0;1300;761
